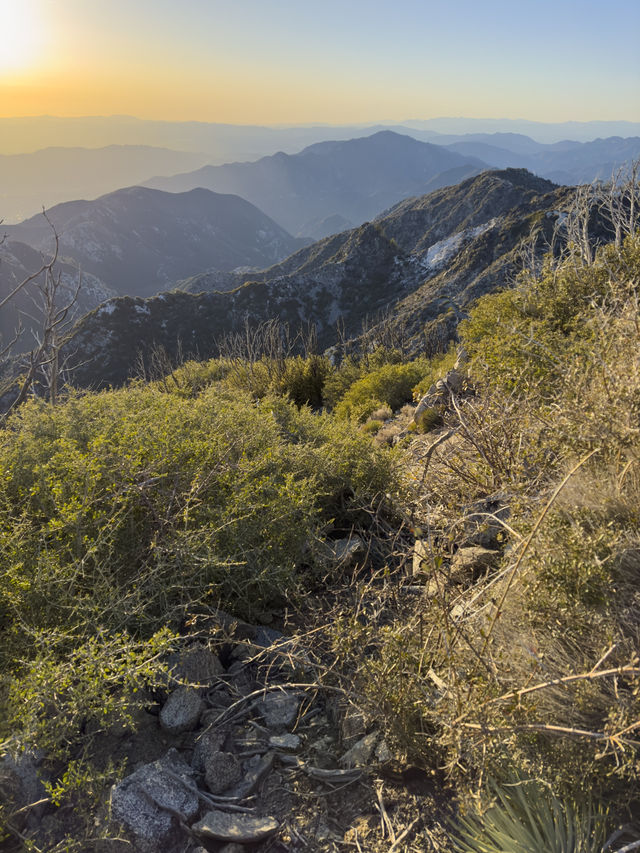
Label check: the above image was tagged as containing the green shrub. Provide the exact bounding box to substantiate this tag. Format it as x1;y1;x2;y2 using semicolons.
335;361;431;422
0;381;398;820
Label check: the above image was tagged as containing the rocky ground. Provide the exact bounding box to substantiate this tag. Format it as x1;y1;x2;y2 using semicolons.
4;592;457;853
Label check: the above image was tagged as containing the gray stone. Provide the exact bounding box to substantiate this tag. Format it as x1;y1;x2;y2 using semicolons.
256;690;300;730
0;751;47;829
269;733;301;751
193;810;279;843
229;751;275;798
168;643;224;691
204;751;242;795
110;749;199;850
375;739;393;763
160;686;204;734
413;539;431;576
191;727;228;772
339;731;379;768
340;705;367;748
329;536;367;569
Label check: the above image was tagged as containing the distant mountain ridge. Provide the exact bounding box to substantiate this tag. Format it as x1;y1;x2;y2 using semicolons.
443;135;640;185
0;145;212;223
62;169;575;390
3;186;303;299
1;115;638;158
144;131;485;238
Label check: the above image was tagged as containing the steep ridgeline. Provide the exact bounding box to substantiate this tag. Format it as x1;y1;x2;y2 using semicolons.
4;186;303;299
144;131;485;238
64;169;573;390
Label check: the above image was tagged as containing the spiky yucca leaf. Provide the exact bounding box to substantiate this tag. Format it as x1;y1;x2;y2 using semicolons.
451;779;609;853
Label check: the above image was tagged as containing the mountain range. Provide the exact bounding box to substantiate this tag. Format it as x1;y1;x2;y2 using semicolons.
144;131;485;238
2;115;639;158
3;125;639;229
3;186;302;299
145;130;639;238
60;169;575;390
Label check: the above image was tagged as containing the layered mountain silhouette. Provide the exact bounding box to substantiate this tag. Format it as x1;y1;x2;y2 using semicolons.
0;145;212;223
144;131;486;238
443;135;640;185
62;169;575;389
3;186;303;300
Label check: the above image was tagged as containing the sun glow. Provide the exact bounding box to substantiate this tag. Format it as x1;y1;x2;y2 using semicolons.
0;0;45;74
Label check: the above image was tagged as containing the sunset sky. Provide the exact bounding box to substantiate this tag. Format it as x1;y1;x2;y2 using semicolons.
1;0;639;125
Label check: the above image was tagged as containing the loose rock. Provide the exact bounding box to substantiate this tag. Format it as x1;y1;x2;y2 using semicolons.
193;810;279;843
256;690;300;730
340;731;379;768
204;751;242;795
110;749;198;850
269;733;301;751
168;643;224;692
160;686;204;734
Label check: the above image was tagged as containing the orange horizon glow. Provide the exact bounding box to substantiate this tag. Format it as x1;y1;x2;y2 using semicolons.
0;0;638;128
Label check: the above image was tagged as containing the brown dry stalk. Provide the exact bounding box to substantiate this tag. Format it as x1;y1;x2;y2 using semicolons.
453;663;640;726
460;720;640;747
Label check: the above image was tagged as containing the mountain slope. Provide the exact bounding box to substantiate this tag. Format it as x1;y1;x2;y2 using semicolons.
144;131;485;237
4;187;303;299
0;239;115;354
62;170;574;389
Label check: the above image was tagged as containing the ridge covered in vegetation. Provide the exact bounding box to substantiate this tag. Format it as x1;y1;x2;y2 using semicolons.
1;207;640;849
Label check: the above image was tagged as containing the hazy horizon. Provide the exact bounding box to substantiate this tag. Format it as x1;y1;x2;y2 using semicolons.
2;0;639;128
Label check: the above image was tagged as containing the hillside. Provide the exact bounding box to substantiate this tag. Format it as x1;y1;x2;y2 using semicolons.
3;186;303;299
144;131;485;237
60;169;572;390
0;239;115;355
1;221;639;852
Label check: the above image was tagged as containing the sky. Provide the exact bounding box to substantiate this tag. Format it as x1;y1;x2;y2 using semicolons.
1;0;639;125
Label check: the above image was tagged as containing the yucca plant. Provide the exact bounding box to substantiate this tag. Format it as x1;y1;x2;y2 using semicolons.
451;779;610;853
